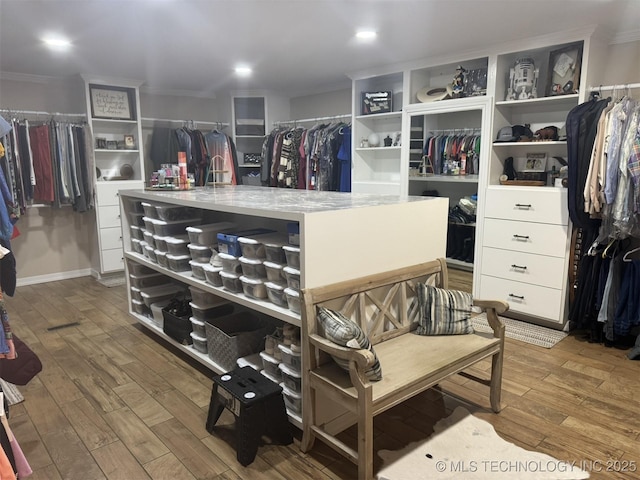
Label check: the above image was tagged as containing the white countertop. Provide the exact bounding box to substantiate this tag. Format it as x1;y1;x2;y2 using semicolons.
120;186;439;220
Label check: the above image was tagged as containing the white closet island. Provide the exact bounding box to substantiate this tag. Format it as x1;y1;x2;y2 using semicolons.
119;186;448;426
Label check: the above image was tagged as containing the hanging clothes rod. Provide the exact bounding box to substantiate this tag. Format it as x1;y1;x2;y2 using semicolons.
273;113;351;126
588;83;640;92
0;108;85;117
141;117;229;127
427;128;481;134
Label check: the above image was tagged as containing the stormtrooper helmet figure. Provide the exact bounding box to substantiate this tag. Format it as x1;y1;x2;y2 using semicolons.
506;57;539;100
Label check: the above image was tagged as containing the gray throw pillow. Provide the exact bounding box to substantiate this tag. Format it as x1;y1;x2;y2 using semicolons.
415;283;474;335
317;307;382;382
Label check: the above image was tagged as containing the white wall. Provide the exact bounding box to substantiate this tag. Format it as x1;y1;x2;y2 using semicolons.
600;40;640;85
289;88;352;120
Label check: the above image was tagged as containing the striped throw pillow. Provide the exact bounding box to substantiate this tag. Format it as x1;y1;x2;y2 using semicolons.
317;307;382;382
415;283;474;335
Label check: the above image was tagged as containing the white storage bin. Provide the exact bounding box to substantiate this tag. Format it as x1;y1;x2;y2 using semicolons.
141;202;158;219
165;235;190;255
259;351;282;379
282;266;300;291
154;218;200;237
281;382;302;415
203;263;223;287
189;301;233;322
278;343;302;371
166;253;191;272
129;211;145;228
261;369;281;386
263;236;289;264
130;286;142;302
239;256;267;279
240;276;268;300
238;233;288;260
153;235;168;252
144;245;157;263
156;250;169;268
237;352;263;371
282;245;301;269
264;281;288;308
129;272;168;289
186;221;236;246
150;300;171;328
142;216;156;233
264;261;285;283
189;260;208;280
279;362;302;392
190;317;206;337
219;252;242;274
143;230;155;249
190;332;208;354
188;243;213;263
140;283;183;308
219;270;243;293
132;299;149;316
156;204;201;222
284;288;301;314
130;224;143;240
188;286;224;307
131;238;143;254
128;262;154;276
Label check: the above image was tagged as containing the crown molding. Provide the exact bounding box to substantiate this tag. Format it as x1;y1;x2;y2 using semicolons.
610;29;640;45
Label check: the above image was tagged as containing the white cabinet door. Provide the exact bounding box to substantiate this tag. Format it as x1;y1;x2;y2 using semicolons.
100;226;124;251
101;248;125;272
98;205;123;229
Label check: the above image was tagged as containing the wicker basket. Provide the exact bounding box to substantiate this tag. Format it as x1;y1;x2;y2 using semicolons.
205;311;272;371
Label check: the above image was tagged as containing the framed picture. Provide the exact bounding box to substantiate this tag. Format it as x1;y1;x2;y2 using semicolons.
523;152;547;172
95;137;107;149
89;84;136;120
361;91;392;115
106;140;118;150
124;134;135;149
546;43;583;96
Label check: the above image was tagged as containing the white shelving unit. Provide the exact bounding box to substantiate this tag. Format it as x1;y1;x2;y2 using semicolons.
119;186;448;427
82;77;146;276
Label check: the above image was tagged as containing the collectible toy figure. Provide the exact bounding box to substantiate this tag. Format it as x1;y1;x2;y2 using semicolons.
506;57;539;100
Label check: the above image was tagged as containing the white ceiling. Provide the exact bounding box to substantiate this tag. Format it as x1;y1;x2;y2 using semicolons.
0;0;638;98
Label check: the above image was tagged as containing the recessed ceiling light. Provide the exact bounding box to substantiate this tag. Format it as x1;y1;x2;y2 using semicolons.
356;30;377;40
42;35;72;50
235;66;252;77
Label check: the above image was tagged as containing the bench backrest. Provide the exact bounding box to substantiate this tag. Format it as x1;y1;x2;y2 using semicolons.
302;258;448;346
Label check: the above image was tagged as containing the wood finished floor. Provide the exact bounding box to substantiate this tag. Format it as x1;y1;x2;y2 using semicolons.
5;271;639;479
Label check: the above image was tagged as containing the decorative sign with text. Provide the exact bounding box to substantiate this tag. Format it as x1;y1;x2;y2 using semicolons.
90;85;136;120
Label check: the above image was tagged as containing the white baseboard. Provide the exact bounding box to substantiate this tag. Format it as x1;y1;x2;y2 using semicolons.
17;268;93;287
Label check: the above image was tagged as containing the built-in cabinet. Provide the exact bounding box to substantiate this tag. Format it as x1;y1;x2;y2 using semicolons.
232;96;266;185
83;77;146;276
348;27;606;327
119;186;448;427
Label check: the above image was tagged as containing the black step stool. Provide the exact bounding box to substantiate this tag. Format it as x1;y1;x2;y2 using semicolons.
206;366;293;466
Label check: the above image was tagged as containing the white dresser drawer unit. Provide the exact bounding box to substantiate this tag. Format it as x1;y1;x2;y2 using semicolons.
481;247;566;290
479;275;564;323
96;181;145;206
100;226;124;251
98;205;123;229
101;248;125;273
482;218;569;258
484;187;569;225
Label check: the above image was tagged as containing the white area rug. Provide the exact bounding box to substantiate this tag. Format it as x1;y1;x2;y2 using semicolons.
377;407;589;479
0;379;24;405
472;313;567;349
97;274;126;288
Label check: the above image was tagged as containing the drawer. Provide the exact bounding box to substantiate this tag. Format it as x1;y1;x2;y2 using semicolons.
96;181;144;206
479;275;564;323
484;187;568;225
100;227;124;251
481;247;567;290
483;218;569;257
101;248;125;273
98;205;123;228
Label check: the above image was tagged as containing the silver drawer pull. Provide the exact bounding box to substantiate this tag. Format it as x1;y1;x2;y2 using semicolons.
511;264;527;270
515;203;532;209
512;234;530;240
508;293;525;300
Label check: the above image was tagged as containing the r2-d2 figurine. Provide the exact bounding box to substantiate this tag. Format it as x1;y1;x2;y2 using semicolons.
506;57;539;100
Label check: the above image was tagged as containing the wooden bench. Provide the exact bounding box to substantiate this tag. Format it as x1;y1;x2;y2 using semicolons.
300;258;508;480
